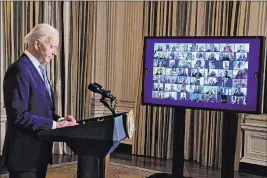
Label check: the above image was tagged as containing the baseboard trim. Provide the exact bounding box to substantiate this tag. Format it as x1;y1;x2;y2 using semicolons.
239;162;267;177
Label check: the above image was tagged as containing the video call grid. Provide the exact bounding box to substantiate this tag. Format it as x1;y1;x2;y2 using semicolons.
152;43;249;105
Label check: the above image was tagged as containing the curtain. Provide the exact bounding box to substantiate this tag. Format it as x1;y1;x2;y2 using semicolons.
0;1;94;156
1;0;267;170
133;1;254;169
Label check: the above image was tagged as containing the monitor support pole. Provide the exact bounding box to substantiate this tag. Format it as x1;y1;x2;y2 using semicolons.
172;107;186;178
221;111;238;178
148;109;238;178
148;107;187;178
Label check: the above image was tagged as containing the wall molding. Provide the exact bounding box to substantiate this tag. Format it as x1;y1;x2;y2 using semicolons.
240;114;267;167
0;108;6;155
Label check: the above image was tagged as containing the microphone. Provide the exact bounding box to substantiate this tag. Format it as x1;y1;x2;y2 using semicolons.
88;82;115;100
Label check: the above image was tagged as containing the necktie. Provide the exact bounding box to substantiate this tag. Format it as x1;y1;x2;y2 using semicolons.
39;65;52;98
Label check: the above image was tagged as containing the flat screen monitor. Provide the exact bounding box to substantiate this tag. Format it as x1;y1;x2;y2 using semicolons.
142;36;266;114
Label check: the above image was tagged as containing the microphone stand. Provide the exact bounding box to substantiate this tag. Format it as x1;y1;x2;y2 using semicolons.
99;96;117;116
78;95;117;178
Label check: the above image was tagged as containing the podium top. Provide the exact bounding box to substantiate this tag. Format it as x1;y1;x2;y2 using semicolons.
77;110;135;139
37;111;135;156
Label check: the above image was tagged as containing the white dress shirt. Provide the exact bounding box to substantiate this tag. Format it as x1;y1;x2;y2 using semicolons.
24;50;58;129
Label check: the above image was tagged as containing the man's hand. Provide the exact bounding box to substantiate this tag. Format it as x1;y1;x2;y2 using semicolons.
64;115;78;125
56;120;71;128
56;115;79;128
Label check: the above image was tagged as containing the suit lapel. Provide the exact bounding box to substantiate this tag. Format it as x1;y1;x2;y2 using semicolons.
23;54;54;109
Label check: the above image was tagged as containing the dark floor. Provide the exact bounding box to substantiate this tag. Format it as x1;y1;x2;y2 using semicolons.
52;152;266;178
110;153;266;178
1;152;266;178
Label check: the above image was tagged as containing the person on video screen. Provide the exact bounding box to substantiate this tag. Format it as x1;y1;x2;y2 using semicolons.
180;85;187;93
156;68;163;75
169;85;176;92
208;53;217;60
180;93;186;100
223;44;233;52
209;61;216;69
235;70;243;79
193;95;202;102
192;68;202;77
194;86;202;93
234;88;244;96
178;68;188;76
223;70;231;78
157;44;163;51
208;71;217;77
237;97;245;105
198;45;205;52
237;53;247;61
196;52;205;60
207;43;218;52
194;60;203;68
191;44;197;52
237;45;246;52
237;62;244;69
167;93;175;100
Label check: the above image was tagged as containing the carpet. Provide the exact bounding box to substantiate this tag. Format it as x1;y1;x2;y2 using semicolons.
0;162;162;178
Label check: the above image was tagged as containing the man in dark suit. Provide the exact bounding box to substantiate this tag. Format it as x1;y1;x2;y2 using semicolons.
2;23;78;178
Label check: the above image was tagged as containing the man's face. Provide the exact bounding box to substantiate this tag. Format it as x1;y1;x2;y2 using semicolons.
37;36;59;64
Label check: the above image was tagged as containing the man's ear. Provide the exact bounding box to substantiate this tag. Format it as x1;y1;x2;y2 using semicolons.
34;40;40;50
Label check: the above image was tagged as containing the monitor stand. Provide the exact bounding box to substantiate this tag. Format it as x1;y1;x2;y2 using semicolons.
221;111;238;178
148;108;238;178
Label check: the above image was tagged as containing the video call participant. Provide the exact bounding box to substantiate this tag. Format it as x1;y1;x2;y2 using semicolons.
195;52;205;60
234;88;244;96
209;61;216;69
220;53;231;61
178;68;188;76
223;44;233;52
167;93;175;100
180;94;186;100
237;53;247;61
221;96;227;103
207;43;218;52
236;97;244;104
169;85;176;92
190;44;197;52
237;45;246;52
157;44;163;51
223;70;231;78
155;68;163;75
235;70;243;79
194;60;203;68
193;95;202;102
192;68;202;77
198;45;205;51
180;85;187;93
194;86;202;93
237;62;244;69
208;53;217;60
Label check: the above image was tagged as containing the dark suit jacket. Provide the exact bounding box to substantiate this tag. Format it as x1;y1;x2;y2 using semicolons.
1;53;60;171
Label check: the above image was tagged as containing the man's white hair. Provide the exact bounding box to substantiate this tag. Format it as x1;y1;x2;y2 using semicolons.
24;23;59;45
